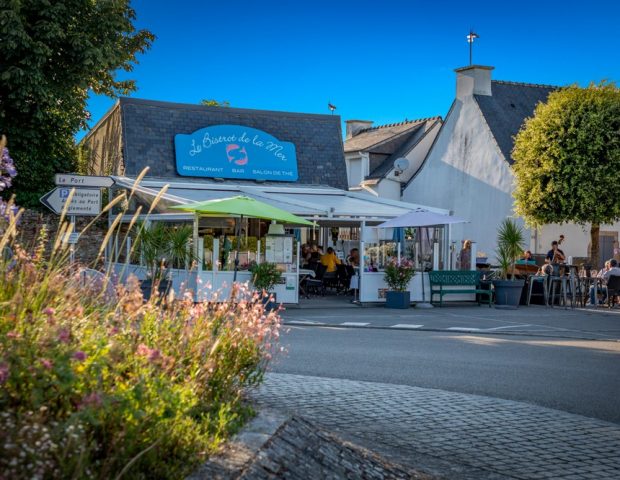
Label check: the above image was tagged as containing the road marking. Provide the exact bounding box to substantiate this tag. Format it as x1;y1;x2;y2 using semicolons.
483;324;532;331
287;320;325;326
447;327;482;331
390;324;424;329
341;322;370;327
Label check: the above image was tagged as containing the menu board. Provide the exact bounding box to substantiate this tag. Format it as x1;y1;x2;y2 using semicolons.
265;235;294;264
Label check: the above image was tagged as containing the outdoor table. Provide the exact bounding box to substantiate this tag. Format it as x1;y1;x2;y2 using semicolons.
298;268;315;299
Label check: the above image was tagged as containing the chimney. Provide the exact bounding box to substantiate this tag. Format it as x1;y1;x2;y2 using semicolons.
345;119;373;139
455;65;494;100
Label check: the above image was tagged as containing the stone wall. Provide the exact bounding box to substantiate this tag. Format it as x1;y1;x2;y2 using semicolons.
15;209;108;265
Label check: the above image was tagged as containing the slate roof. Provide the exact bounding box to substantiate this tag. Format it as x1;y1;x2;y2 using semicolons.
366;118;442;179
344;118;439;153
474;80;557;163
112;98;348;189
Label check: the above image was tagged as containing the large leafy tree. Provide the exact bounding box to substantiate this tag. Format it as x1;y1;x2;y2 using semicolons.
0;0;154;207
512;82;620;265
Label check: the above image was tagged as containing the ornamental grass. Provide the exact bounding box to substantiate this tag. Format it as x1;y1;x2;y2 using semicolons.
0;198;281;478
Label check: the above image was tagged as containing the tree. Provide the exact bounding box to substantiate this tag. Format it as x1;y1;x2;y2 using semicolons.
512;82;620;265
200;99;230;107
0;1;154;207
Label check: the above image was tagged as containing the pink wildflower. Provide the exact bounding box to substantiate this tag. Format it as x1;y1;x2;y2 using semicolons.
147;349;161;363
80;392;103;409
0;362;9;383
6;330;20;339
40;358;53;370
73;351;87;362
57;328;70;344
43;307;55;316
137;343;150;356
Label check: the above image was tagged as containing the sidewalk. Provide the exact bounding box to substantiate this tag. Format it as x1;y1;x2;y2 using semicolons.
252;373;620;479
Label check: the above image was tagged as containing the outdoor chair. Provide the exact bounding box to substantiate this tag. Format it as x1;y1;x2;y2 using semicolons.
547;264;572;309
605;275;620;308
527;274;548;306
335;264;351;293
305;263;327;296
323;270;338;293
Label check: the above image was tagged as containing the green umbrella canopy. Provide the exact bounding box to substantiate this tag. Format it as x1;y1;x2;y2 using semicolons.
171;195;314;226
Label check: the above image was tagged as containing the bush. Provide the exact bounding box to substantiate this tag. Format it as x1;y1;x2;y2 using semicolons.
384;258;416;292
0;214;281;478
249;262;282;292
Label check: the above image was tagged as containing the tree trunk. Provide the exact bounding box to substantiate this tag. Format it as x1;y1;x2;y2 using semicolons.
590;224;600;267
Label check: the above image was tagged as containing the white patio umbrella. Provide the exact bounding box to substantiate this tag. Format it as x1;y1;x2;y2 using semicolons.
376;208;468;229
376;209;469;307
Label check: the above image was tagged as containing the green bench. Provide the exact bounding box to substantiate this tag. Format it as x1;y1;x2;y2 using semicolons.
428;270;493;307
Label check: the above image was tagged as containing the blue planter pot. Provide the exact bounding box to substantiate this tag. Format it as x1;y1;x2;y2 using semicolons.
386;291;410;309
492;280;525;309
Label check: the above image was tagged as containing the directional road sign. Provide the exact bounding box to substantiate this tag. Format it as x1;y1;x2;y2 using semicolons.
40;187;102;216
54;174;114;188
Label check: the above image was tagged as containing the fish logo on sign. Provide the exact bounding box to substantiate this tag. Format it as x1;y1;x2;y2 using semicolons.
226;144;249;166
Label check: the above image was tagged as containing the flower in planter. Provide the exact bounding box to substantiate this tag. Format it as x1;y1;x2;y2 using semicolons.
384;259;416;292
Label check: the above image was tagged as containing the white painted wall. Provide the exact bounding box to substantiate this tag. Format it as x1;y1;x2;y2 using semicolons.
385;120;441;184
345;153;370;188
375;179;401;200
402;97;528;261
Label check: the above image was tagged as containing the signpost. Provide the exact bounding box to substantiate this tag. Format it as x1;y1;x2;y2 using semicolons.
41;175;113;264
40;187;102;216
41;187;103;264
54;174;114;188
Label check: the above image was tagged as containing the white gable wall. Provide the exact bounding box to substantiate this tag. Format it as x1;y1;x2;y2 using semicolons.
402;97;528;261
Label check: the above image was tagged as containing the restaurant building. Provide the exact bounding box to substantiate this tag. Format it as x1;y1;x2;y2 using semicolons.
83;98;452;304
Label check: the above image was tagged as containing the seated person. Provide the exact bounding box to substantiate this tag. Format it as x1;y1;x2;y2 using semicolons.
516;250;536;265
301;244;311;263
320;247;341;273
347;248;360;267
309;251;321;263
588;259;620;306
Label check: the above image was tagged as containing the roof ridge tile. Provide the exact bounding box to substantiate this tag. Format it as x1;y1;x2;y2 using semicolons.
359;116;441;134
492;79;559;89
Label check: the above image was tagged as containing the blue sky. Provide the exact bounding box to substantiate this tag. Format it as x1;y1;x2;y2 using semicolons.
82;0;620;139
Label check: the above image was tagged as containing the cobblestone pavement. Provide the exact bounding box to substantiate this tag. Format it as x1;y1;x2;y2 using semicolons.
251;373;620;480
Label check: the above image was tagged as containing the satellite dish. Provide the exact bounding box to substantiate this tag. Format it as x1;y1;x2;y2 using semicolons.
393;157;410;175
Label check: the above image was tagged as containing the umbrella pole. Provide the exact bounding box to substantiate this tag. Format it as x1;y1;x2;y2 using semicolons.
233;215;242;283
417;227;434;309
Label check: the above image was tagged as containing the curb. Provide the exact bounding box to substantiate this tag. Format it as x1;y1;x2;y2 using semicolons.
187;410;289;479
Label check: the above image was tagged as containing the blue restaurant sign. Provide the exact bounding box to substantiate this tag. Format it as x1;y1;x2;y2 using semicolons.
174;125;298;181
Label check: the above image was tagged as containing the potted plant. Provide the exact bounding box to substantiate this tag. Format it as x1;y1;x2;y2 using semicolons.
384;258;416;309
249;262;282;310
135;223;195;299
492;218;526;308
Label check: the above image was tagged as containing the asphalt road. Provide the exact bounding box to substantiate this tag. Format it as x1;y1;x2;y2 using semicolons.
282;304;620;340
271;325;620;424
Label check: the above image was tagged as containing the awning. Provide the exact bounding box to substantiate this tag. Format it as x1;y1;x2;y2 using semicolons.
111;176;449;223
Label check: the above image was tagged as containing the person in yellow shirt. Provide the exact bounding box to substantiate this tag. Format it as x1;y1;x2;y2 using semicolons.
320;247;341;273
